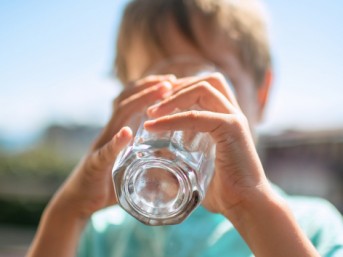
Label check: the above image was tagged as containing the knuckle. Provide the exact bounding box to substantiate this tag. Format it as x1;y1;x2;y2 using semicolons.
125;79;136;88
114;90;130;108
229;114;248;133
149;74;175;81
97;147;107;163
187;110;201;121
195;82;213;106
140;75;157;83
131;78;145;87
135;74;174;86
84;155;100;179
116;101;125;112
212;114;250;146
196;81;212;93
113;97;120;109
207;72;226;85
117;95;135;110
212;72;226;81
106;140;115;156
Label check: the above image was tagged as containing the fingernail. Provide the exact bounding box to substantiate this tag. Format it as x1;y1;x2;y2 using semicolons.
117;127;125;138
151;101;161;108
162;90;172;98
118;126;130;137
158;81;173;98
147;103;159;115
159;81;172;90
166;74;177;82
144;120;155;128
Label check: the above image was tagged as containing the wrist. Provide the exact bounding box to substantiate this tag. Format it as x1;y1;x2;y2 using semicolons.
222;183;284;232
221;184;320;257
49;161;103;221
45;181;91;226
27;187;88;257
44;193;88;228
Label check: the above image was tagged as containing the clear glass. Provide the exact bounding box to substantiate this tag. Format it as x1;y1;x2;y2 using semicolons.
112;56;219;225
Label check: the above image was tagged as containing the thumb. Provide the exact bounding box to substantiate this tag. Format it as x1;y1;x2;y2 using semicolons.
90;127;132;171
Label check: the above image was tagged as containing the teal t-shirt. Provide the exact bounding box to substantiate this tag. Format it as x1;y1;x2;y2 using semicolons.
77;188;343;257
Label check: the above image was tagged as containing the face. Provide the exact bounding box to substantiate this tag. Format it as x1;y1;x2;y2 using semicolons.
124;14;268;128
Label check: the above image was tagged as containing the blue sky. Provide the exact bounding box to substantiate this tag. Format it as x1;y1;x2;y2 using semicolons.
261;1;343;133
1;0;343;143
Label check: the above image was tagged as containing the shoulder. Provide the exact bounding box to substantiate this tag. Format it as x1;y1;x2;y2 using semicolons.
86;205;138;238
77;206;135;257
276;187;343;256
283;192;343;232
91;205;130;227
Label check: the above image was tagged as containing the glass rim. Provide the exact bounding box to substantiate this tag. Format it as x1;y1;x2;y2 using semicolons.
142;54;235;93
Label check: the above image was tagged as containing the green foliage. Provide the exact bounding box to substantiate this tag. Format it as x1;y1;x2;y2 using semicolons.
0;146;76;178
0;145;77;226
0;124;100;226
0;198;48;227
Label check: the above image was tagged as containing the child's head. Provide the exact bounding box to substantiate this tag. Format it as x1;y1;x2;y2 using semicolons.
114;0;273;126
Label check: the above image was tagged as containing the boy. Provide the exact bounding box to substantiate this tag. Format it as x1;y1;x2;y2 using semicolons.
27;0;343;256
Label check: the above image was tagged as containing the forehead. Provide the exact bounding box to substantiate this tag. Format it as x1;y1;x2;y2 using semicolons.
125;14;247;88
123;16;259;126
125;33;154;82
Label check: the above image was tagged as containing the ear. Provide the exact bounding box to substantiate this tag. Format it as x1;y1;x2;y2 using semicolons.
257;68;273;122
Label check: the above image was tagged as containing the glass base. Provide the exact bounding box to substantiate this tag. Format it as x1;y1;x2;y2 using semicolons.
113;141;202;225
125;158;191;219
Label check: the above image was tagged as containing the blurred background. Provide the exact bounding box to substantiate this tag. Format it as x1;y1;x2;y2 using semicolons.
0;0;342;256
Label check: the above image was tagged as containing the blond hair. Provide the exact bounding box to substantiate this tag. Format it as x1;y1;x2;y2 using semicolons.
115;0;271;87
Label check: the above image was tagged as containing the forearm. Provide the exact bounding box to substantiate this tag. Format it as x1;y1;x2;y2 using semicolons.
26;194;87;257
225;187;320;257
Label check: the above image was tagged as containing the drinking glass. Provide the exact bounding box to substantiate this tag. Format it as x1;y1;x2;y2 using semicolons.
112;56;221;225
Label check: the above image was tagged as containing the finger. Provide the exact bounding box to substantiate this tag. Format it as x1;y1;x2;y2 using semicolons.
144;111;245;142
90;127;132;171
118;74;176;103
147;81;236;118
174;72;239;109
131;74;177;88
92;82;172;150
205;72;238;107
119;81;172;109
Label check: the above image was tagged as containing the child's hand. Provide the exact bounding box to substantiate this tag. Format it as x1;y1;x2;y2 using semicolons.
51;75;175;220
145;73;270;218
